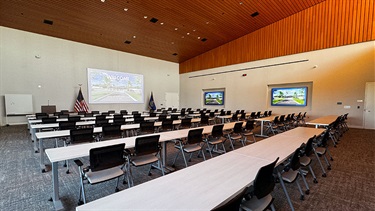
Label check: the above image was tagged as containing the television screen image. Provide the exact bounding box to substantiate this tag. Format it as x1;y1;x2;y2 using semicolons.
271;87;307;106
204;91;224;105
87;68;144;104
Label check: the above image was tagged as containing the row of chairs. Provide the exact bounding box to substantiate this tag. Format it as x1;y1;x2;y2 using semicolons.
265;112;307;136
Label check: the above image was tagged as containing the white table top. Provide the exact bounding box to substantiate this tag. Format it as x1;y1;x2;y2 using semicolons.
305;115;338;126
75;126;324;211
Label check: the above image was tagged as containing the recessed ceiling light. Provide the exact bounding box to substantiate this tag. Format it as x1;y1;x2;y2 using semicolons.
133;35;136;38
197;36;201;39
144;16;148;19
187;32;190;35
193;29;196;32
239;2;243;5
206;21;209;24
175;28;178;30
160;22;164;25
124;8;128;11
181;36;185;38
171;42;174;44
101;0;105;2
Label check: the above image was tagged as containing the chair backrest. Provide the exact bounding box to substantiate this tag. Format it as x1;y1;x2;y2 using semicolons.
90;143;125;172
304;135;316;156
68;116;81;122
59;121;76;130
95;119;109;127
36;113;49;119
187;108;192;112
172;108;177;112
180;110;186;116
231;113;238;121
263;111;268;117
240;110;245;114
70;128;94;144
101;112;109;116
91;111;100;114
268;110;272;116
290;147;301;171
220;110;226;116
42;117;57;124
226;110;231;115
108;110;115;114
233;122;243;133
273;116;280;124
113;114;123;119
132;111;139;115
134;135;160;156
250;112;256;119
58;114;69;118
120;110;128;115
149;113;157;117
60;110;69;114
113;118;126;125
245;120;255;131
200;115;209;125
320;129;330;147
158;115;167;121
235;110;240;114
187;128;204;145
140;121;155;133
84;113;93;117
162;119;174;130
279;115;285;122
134;117;145;123
102;124;122;139
239;113;246;120
211;124;224;138
253;157;279;199
256;111;261;118
133;113;141;118
211;187;249;211
168;107;172;111
181;118;192;128
78;111;86;115
209;112;215;118
54;112;62;116
96;115;107;120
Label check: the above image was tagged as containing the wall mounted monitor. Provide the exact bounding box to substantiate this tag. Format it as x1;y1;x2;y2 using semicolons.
271;87;307;106
204;91;224;105
87;68;144;104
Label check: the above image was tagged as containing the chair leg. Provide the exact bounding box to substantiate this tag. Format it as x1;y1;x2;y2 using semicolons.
295;178;305;200
308;165;318;183
299;169;310;195
181;150;188;167
221;143;226;153
270;203;276;211
115;177;120;192
78;168;86;204
201;149;206;161
313;150;327;177
323;154;332;170
172;150;181;167
277;171;295;211
229;138;235;150
207;144;213;158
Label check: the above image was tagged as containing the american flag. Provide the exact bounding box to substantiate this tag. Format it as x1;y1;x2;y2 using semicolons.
74;88;89;112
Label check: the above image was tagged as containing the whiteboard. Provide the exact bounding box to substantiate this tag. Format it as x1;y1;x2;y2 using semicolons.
5;94;33;115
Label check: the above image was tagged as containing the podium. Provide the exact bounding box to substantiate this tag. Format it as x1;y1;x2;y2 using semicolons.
41;105;56;114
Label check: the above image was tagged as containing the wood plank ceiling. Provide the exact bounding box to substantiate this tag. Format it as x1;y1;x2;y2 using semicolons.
0;0;326;63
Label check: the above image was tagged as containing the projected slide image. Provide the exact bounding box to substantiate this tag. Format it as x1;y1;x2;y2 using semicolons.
88;68;144;104
271;87;307;106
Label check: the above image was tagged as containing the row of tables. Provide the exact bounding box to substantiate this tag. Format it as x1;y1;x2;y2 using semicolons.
42;114;339;210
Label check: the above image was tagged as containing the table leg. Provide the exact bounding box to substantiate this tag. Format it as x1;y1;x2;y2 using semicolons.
33;128;39;153
159;141;174;173
39;138;47;173
51;161;64;210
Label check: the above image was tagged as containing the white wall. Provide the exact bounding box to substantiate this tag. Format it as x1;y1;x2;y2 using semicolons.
0;27;179;125
180;41;375;128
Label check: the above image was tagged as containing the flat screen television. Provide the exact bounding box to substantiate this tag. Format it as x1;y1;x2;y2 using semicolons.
204;91;224;105
271;87;307;106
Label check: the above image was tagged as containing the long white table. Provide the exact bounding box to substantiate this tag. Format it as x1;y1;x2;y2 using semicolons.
45;121;244;210
75;127;325;211
36;119;201;172
305;115;338;128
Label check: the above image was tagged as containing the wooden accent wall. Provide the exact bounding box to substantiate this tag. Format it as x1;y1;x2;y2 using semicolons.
179;0;375;74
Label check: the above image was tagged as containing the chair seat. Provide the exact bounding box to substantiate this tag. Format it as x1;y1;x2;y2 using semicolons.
183;144;202;153
315;147;326;155
282;170;299;183
131;154;158;166
241;194;273;211
209;137;225;145
242;131;254;136
85;166;124;184
299;156;311;166
230;134;242;140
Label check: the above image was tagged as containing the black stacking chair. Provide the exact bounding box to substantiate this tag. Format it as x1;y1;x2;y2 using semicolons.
242;120;256;143
262;111;268;117
172;128;206;168
61;110;70;114
120;110;128;115
132;111;139;115
108;110;115;114
84;113;93;117
231;113;238;122
299;135;318;183
95;119;109;127
134;117;144;123
171;114;179;120
255;111;261;118
312;130;333;177
158;114;167;121
149;112;157;117
54;112;62;116
139;121;155;135
74;143;128;204
36;113;49;119
249;112;256;119
239;112;247;121
226;110;231;115
241;158;278;211
160;119;174;132
59;121;76;130
41;117;57;124
65;128;95;174
133;113;141;118
101;112;109;116
179;118;192;129
68;116;81;122
101;124;122;141
212;187;249;211
113;114;123;119
205;124;227;157
113;118;126;125
128;135;164;186
95;115;107;120
77;111;86;115
199;115;210;126
220;110;226;116
228;122;245;149
91;111;100;115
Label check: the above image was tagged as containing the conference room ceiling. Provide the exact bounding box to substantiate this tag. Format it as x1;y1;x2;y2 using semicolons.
0;0;326;63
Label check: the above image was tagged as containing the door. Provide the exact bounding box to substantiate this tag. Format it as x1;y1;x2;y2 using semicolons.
165;92;179;109
364;82;375;129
